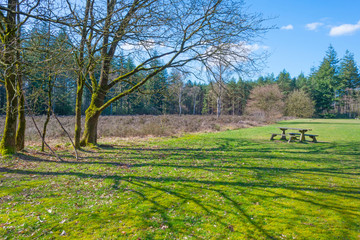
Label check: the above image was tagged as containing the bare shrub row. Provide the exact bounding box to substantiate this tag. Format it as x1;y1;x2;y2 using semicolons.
0;115;265;142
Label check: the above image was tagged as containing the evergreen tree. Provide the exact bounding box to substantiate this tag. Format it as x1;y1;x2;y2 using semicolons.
144;54;168;114
276;69;294;95
224;79;239;115
310;45;339;115
338;50;360;117
294;72;309;92
339;50;360;90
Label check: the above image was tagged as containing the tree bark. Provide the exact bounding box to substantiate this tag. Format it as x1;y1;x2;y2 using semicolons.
80;105;101;146
41;78;52;152
15;1;25;151
217;97;221;118
0;72;18;155
80;91;104;146
15;77;25;151
0;0;18;155
178;86;182;116
74;83;84;148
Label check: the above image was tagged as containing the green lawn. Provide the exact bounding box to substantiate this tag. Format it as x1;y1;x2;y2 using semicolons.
1;119;360;239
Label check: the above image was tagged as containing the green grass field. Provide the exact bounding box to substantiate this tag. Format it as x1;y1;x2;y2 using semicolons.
1;119;359;239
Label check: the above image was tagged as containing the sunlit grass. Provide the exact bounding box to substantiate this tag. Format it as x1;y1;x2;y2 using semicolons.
1;119;359;239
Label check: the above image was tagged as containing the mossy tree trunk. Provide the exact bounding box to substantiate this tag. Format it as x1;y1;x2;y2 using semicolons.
0;0;19;155
80;107;101;146
15;6;25;151
80;91;104;146
0;71;18;155
15;76;25;151
73;0;92;149
74;81;84;148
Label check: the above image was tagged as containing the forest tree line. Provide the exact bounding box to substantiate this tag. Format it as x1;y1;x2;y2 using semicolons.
1;42;359;118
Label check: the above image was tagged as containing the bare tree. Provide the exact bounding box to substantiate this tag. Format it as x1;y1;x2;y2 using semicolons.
3;0;269;147
23;22;73;151
168;70;185;115
206;60;231;118
246;84;284;122
188;85;201;115
0;0;73;155
0;0;36;154
63;0;269;146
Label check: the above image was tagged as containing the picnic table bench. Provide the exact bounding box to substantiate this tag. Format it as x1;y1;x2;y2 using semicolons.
270;127;318;143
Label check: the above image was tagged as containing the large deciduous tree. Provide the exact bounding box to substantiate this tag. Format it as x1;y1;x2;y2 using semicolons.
63;0;268;146
0;0;26;154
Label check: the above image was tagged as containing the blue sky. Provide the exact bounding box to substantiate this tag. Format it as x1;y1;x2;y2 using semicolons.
248;0;360;79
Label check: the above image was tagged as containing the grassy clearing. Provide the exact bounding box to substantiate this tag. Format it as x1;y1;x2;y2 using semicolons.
1;119;360;239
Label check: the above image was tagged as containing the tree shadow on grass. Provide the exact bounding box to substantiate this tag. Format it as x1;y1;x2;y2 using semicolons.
14;137;360;180
1;166;359;239
2;136;360;239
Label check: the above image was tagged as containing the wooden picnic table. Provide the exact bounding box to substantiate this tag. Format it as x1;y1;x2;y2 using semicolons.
277;127;312;142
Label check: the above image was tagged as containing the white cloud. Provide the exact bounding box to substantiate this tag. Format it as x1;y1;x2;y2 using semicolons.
120;43;135;51
280;24;294;30
244;43;269;52
306;22;324;31
120;39;156;51
329;20;360;36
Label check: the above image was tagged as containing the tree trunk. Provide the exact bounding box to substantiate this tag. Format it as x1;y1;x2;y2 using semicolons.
15;78;25;151
216;97;221;118
15;3;25;152
42;77;53;151
74;82;84;149
74;0;92;148
232;100;235;116
0;1;18;155
80;90;105;146
0;72;18;155
80;105;101;146
178;87;182;115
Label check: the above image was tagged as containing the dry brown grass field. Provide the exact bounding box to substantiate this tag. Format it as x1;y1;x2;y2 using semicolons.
0;115;267;144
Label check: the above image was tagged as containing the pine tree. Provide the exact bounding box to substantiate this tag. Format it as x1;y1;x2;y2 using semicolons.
294;72;309;91
276;69;294;96
310;45;339;116
338;50;360;117
339;50;360;90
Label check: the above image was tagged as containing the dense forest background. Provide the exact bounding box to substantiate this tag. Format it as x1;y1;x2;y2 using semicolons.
1;36;359;118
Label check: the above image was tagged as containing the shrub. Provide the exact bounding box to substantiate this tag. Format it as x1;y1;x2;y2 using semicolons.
285;90;315;118
246;84;284;122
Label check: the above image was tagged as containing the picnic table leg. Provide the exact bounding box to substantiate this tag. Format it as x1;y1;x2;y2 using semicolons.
300;130;306;142
280;129;287;140
310;136;317;143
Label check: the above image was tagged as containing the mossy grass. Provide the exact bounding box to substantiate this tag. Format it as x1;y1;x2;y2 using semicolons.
0;119;359;239
0;144;16;157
